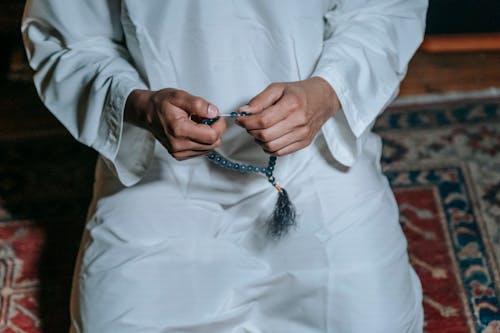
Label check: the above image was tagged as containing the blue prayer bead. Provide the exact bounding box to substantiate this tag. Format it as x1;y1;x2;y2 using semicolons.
205;152;279;186
230;111;238;119
205;118;216;125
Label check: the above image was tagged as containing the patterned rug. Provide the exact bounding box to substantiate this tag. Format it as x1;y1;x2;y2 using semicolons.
378;99;500;333
0;98;499;332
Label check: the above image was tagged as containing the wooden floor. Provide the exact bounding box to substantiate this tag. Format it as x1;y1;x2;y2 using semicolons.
399;50;500;97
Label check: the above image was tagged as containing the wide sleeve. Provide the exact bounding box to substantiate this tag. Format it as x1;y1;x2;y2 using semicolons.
22;0;155;186
312;0;428;166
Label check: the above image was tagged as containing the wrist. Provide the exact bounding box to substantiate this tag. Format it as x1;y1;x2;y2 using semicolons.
310;76;340;116
124;89;153;128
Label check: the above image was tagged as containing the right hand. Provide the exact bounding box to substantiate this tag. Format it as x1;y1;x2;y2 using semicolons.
124;88;226;160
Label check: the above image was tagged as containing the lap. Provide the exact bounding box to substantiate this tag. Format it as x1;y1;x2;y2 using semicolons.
71;149;423;332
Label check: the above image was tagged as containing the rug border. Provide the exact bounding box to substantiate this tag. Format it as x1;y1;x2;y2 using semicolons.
395;185;477;332
431;184;477;333
387;163;500;332
385;157;500;299
462;163;500;297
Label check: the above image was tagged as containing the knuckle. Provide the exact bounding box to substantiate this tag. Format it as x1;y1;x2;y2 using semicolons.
170;141;181;153
172;152;183;161
303;125;312;136
288;96;301;110
296;113;308;125
257;117;271;128
172;89;187;100
211;139;222;149
274;150;285;157
171;122;186;137
258;131;271;142
299;138;310;148
192;97;206;111
160;100;171;113
267;83;277;90
207;130;218;143
152;93;162;106
297;126;309;141
268;82;282;91
265;141;277;152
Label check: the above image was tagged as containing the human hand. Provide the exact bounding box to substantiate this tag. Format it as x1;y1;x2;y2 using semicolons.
236;77;340;156
125;88;226;160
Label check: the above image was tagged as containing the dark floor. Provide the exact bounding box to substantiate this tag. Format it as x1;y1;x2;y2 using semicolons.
400;50;500;96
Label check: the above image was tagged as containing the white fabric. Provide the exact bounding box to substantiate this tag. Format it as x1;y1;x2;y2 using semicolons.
22;0;428;332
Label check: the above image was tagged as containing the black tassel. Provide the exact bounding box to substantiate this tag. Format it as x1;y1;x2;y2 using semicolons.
267;185;296;239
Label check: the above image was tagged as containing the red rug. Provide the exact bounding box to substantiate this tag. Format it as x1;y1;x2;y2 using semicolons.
0;98;499;332
379;99;500;333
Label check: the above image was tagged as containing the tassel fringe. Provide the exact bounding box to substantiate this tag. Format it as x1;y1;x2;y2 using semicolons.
267;187;296;239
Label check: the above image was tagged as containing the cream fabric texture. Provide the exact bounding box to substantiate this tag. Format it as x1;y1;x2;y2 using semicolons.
22;0;428;332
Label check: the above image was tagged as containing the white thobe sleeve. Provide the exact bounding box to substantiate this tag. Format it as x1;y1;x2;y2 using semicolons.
312;0;428;166
22;0;155;186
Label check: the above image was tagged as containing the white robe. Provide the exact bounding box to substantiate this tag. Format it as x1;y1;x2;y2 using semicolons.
22;1;428;332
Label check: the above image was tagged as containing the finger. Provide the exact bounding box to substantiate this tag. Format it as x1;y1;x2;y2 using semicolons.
238;92;300;130
171;149;213;161
247;117;296;143
168;90;219;119
239;83;285;114
208;116;227;138
237;103;288;130
257;126;309;154
166;136;222;154
163;106;219;144
272;141;309;157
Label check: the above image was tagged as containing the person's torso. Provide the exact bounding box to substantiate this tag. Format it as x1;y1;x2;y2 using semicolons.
101;0;378;204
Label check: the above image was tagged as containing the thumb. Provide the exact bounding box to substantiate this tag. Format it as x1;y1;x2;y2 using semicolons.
169;91;219;119
187;100;220;119
188;103;220;124
199;103;220;119
239;83;284;114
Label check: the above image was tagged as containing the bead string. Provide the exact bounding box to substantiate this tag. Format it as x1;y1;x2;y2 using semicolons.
201;112;296;239
201;112;281;191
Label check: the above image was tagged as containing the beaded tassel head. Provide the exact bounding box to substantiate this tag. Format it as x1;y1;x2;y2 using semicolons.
202;113;297;239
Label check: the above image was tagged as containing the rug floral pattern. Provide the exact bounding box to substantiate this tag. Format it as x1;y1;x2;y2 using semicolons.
377;100;500;332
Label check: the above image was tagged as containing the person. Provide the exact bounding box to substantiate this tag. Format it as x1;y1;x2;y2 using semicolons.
22;0;428;332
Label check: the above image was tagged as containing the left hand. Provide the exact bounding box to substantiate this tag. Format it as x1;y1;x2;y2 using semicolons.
236;77;341;156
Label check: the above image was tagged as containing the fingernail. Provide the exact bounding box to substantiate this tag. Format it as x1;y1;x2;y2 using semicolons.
239;104;251;111
208;104;219;117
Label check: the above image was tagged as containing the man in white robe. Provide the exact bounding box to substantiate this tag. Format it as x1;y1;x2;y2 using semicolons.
22;0;428;332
